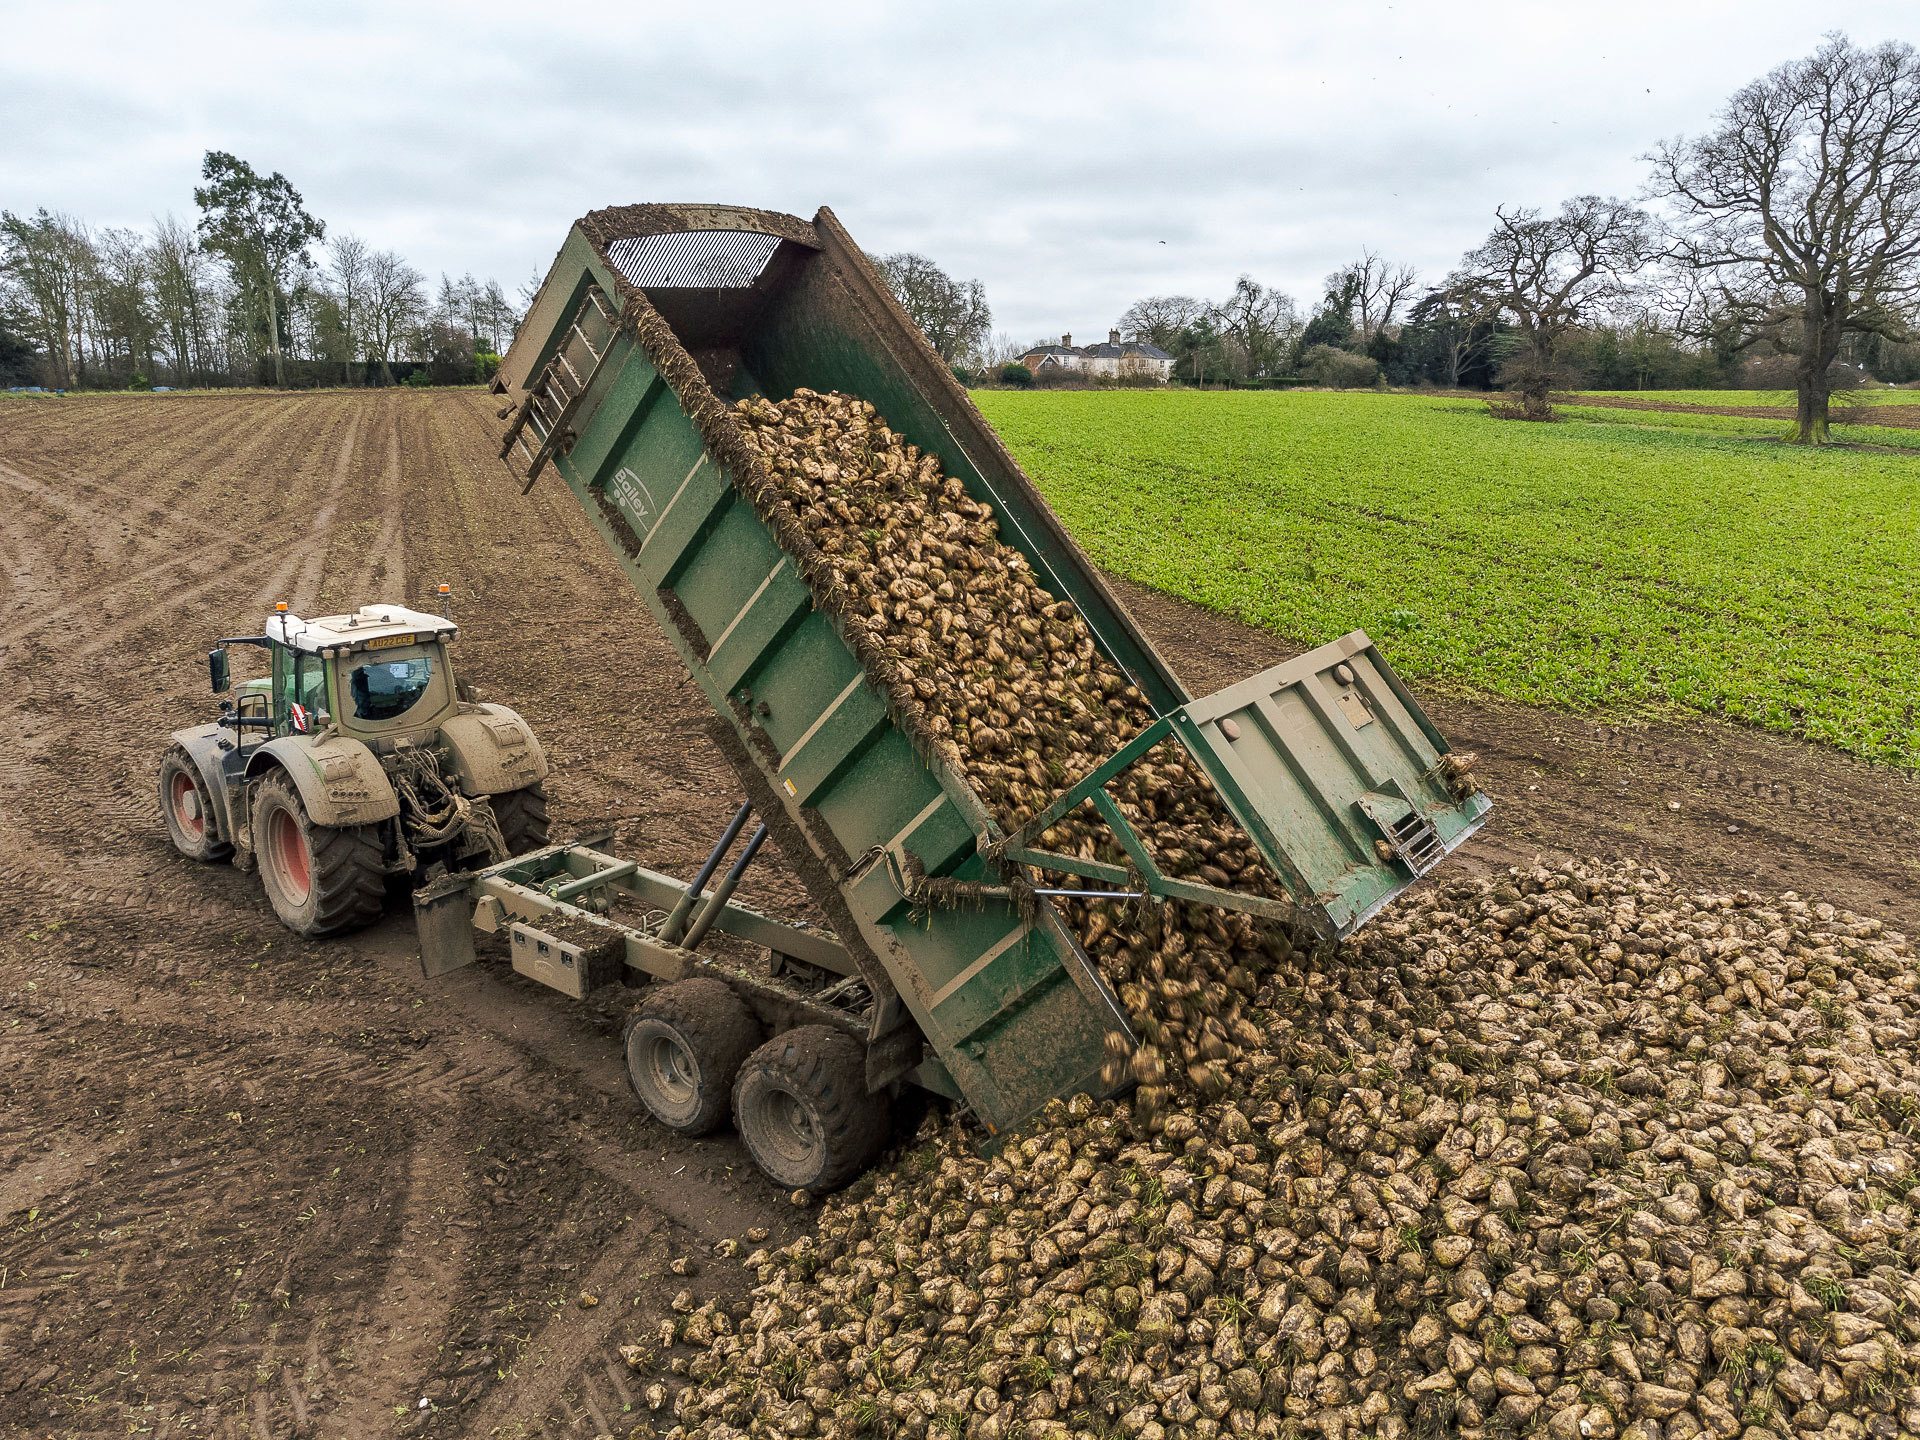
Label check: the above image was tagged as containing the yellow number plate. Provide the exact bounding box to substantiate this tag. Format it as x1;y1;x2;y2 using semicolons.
367;633;415;650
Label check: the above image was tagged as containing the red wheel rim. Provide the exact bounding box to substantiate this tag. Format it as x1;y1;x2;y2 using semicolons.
169;772;204;838
267;805;311;904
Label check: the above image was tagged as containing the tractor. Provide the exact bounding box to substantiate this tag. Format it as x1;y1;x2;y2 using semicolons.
159;600;550;937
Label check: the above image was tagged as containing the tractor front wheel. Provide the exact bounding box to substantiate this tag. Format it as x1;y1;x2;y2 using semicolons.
158;745;232;862
253;773;385;937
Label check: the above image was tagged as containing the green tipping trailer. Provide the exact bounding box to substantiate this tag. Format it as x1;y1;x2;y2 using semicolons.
422;202;1490;1191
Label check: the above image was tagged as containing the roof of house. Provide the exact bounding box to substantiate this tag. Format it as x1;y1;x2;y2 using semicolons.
1081;340;1174;361
1020;344;1080;358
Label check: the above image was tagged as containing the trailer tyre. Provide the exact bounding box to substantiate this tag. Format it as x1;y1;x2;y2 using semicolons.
622;979;761;1136
491;782;550;856
159;745;232;862
733;1026;889;1193
253;773;386;937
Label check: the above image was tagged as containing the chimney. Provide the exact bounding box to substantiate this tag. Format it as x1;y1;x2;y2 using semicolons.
1109;329;1120;345
1062;333;1072;349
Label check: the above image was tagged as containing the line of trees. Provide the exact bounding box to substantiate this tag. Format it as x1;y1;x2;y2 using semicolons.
1;151;524;392
1101;34;1920;443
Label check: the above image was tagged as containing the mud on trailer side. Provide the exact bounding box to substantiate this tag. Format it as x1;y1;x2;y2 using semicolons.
425;202;1491;1191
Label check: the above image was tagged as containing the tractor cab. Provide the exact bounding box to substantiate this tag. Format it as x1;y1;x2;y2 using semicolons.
210;603;462;749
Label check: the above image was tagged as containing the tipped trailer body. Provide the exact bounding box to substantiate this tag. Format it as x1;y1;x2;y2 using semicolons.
431;203;1489;1188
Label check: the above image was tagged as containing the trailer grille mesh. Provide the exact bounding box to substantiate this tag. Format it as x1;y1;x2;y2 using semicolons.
606;230;781;290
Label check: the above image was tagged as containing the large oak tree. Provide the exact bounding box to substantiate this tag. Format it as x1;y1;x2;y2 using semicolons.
1648;35;1920;443
870;251;992;364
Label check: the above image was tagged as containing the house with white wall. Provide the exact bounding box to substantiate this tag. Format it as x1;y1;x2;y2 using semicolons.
1018;330;1173;382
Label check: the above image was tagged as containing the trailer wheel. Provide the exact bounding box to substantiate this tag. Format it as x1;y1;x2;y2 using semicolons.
491;782;550;856
622;978;761;1135
733;1026;889;1193
253;773;385;937
158;745;232;862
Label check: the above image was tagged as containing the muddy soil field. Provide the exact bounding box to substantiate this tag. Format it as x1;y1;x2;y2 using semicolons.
1;391;1914;1439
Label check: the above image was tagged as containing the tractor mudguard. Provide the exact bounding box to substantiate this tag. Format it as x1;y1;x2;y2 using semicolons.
169;723;241;842
244;735;400;827
437;703;549;797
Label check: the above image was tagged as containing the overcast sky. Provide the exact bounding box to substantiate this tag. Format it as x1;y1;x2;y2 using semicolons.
3;1;1913;344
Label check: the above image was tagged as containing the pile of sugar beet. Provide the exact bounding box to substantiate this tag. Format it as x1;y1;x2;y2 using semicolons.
643;391;1920;1440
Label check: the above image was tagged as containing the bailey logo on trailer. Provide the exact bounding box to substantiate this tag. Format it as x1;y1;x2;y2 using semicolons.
607;467;656;537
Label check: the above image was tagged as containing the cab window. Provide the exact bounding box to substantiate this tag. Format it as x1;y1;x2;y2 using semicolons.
271;644;295;729
350;653;436;722
295;653;327;716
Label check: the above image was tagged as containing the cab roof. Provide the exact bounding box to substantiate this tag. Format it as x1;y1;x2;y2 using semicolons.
265;604;457;654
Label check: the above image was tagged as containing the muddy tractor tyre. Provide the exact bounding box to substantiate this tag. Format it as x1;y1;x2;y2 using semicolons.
622;978;762;1136
158;745;232;863
733;1026;889;1193
491;782;550;856
253;772;385;938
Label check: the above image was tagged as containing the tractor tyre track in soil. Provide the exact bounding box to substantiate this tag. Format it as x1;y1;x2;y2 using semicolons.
0;391;1914;1439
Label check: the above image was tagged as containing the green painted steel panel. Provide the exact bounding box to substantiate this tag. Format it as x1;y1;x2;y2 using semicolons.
809;729;940;859
646;459;732;591
671;498;787;651
919;913;1063;1038
569;347;659;483
705;560;812;694
593;407;710;571
940;968;1110;1135
775;678;890;806
744;612;865;755
1177;633;1492;937
895;798;978;877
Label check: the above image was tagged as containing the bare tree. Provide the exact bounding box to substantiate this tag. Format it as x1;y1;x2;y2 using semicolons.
328;234;372;385
1456;196;1652;418
1117;295;1203;350
0;208;87;387
1648;34;1920;443
149;214;219;386
870;252;992;363
1210;275;1300;378
93;227;157;383
477;279;516;356
1327;251;1421;339
363;249;425;385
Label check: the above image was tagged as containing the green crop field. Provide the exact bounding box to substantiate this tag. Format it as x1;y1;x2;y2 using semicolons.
972;390;1920;767
1554;403;1920;450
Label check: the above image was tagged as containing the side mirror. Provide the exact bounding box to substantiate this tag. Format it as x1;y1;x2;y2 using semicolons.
209;648;230;694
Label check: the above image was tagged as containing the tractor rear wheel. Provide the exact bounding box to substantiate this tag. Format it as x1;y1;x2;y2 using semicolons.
733;1026;889;1193
622;978;762;1135
491;782;550;856
253;773;385;937
158;745;232;862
